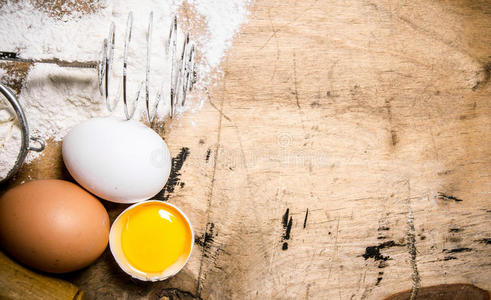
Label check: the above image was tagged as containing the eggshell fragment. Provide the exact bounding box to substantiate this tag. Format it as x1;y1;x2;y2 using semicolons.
62;117;171;203
0;179;110;273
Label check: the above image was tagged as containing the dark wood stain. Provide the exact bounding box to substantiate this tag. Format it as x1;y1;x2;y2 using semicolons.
155;147;190;201
438;192;463;202
152;287;202;300
376;271;384;286
443;247;472;254
390;130;399;146
475;238;491;245
195;222;216;258
282;208;289;227
284;217;293;240
476;238;491;245
361;241;405;263
282;242;288;250
303;208;309;229
281;208;293;250
449;236;462;243
384;283;489;300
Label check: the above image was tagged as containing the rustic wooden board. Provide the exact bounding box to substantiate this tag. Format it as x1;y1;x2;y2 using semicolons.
0;251;83;300
1;0;490;299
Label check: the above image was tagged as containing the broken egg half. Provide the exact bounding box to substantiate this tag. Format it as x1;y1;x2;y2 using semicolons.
109;200;193;281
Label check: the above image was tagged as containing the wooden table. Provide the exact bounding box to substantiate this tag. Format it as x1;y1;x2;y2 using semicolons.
1;0;490;299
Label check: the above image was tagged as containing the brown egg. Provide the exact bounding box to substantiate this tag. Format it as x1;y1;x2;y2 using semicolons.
0;179;109;273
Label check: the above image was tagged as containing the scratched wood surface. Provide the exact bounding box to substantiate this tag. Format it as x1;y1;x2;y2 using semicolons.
1;0;490;299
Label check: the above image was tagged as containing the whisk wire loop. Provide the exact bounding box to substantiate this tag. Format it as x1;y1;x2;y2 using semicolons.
0;12;196;122
122;12;143;120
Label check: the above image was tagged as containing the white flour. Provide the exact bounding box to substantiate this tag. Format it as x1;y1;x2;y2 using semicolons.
0;0;251;177
0;93;22;181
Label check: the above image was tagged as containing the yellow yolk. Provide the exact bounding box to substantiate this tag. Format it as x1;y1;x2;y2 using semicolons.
120;202;192;274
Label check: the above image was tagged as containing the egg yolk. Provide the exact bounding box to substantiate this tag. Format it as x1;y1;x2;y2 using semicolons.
120;202;192;274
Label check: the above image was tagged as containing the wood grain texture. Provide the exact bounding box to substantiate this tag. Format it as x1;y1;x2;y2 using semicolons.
0;251;83;300
177;1;491;299
0;0;490;299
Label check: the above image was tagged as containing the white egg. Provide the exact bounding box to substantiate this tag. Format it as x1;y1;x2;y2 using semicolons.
62;117;171;203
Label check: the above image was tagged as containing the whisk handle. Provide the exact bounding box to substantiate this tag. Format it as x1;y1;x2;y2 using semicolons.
0;51;98;69
0;51;18;60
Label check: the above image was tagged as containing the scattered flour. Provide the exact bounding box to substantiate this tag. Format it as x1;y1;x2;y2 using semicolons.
0;94;22;180
0;0;252;169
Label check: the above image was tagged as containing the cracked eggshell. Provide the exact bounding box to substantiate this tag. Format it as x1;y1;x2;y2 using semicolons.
109;200;194;281
62;117;171;203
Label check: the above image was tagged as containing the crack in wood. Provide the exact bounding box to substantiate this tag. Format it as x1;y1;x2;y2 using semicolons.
437;192;463;202
406;180;420;300
281;208;293;250
194;222;216;257
293;49;300;109
384;98;399;147
154;287;202;300
443;247;472;254
303;208;309;229
208;99;231;122
196;81;226;297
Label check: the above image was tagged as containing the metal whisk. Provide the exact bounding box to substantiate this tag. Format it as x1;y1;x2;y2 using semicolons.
0;12;196;122
0;12;196;184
